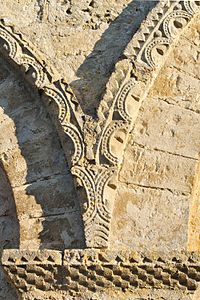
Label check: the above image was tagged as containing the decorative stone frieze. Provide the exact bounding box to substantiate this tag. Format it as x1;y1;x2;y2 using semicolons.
0;1;199;249
2;249;200;296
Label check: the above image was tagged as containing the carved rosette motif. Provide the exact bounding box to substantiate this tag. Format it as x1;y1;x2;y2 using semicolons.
0;0;199;249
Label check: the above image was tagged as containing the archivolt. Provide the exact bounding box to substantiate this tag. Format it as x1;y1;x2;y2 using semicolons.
0;0;199;248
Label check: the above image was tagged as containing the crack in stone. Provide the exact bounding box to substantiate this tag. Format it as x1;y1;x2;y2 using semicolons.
124;182;190;196
173;64;200;83
29;210;80;219
0;215;17;218
12;172;71;189
36;0;48;21
183;33;200;51
159;97;200;116
132;141;198;162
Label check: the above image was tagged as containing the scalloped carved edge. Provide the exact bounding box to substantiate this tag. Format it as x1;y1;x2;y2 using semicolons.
0;0;199;248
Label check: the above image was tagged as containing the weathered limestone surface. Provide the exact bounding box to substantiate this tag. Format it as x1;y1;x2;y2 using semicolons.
0;0;155;114
3;249;200;300
0;56;84;249
0;56;84;298
0;1;200;299
0;2;156;298
110;15;200;255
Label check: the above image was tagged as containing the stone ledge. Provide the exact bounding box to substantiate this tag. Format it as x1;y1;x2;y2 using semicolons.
63;249;200;265
2;249;62;265
2;249;200;295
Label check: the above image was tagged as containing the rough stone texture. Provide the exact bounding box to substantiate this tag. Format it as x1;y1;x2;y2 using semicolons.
3;249;200;300
0;0;200;299
0;56;84;250
0;0;156;115
0;56;84;298
0;2;156;298
19;290;199;300
110;13;200;255
189;158;200;252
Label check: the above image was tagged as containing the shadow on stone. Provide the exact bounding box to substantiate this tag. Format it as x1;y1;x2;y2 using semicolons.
71;0;158;116
0;162;20;299
0;54;85;255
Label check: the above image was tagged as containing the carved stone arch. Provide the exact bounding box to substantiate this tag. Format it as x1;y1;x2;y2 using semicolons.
0;1;200;250
110;7;200;253
0;52;87;249
1;1;200;299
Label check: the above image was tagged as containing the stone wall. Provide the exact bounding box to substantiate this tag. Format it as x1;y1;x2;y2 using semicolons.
111;15;200;252
0;0;156;113
0;53;85;298
0;1;200;299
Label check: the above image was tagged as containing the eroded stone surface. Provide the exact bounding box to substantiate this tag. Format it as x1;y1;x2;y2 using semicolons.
0;0;200;299
0;55;84;297
3;249;200;299
0;57;84;250
111;12;200;256
0;0;156;115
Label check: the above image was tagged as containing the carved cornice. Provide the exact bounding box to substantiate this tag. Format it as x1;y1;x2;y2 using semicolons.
0;1;199;248
2;249;200;295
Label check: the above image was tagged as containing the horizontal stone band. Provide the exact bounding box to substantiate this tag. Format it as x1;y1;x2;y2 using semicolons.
2;249;200;294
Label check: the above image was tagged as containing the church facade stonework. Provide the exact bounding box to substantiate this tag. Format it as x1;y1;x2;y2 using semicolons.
0;1;200;299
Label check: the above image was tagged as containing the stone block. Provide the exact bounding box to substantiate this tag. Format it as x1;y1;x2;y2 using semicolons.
149;66;200;113
110;184;189;252
133;98;200;159
169;37;200;80
120;142;197;194
19;212;84;250
13;174;79;218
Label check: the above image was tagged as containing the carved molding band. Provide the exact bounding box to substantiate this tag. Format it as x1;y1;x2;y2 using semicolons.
2;250;200;295
0;0;199;248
